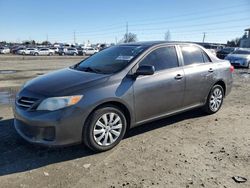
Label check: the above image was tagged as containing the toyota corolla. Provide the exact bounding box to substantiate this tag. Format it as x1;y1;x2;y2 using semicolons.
14;41;233;152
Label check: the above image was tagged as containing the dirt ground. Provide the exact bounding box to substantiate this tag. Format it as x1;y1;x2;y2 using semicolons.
0;55;250;188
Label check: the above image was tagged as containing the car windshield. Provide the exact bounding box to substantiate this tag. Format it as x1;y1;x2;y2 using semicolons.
232;50;250;55
73;45;147;74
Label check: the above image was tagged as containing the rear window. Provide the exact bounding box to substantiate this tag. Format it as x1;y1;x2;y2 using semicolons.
181;46;210;65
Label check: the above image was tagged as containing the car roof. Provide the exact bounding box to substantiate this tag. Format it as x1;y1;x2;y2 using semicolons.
118;41;200;47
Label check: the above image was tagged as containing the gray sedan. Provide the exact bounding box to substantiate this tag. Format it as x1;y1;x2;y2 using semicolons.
13;42;233;152
225;48;250;68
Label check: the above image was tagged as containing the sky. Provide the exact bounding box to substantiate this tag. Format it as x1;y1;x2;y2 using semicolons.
0;0;249;44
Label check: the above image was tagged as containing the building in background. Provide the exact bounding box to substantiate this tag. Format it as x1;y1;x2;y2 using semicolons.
240;28;250;48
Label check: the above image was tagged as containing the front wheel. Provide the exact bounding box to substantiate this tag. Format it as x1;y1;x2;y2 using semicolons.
203;85;224;114
83;106;127;152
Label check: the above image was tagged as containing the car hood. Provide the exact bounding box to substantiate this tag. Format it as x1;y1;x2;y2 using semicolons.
23;68;110;96
225;54;250;60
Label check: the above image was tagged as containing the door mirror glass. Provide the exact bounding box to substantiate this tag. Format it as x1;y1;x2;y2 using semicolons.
136;65;155;76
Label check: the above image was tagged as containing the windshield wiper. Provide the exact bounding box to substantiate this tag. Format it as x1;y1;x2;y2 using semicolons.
76;66;103;74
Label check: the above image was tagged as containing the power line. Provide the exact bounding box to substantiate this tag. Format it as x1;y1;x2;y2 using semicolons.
46;3;249;38
128;2;249;24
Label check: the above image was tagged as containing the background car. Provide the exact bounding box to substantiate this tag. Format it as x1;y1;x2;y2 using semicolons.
82;47;98;56
18;48;37;55
11;46;26;54
76;47;84;55
0;47;10;54
58;47;78;56
50;47;59;54
216;47;237;59
225;48;250;68
31;48;54;56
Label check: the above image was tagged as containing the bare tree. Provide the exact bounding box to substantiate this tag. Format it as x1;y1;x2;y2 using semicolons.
227;37;241;47
122;32;137;43
164;30;171;41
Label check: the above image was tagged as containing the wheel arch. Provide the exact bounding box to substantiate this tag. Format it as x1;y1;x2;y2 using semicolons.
213;80;226;96
84;100;132;133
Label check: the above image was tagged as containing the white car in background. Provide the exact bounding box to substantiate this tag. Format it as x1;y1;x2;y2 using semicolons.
18;48;37;55
31;48;54;56
0;47;10;54
50;47;59;54
82;47;98;56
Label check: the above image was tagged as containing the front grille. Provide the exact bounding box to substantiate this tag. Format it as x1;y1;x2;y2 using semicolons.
16;96;39;109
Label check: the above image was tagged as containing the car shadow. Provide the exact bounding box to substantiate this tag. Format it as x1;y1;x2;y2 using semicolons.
0;109;205;176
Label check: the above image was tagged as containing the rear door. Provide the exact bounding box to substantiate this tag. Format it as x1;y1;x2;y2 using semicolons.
179;45;215;107
133;45;185;123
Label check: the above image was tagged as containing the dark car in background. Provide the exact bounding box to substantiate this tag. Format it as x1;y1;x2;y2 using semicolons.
14;41;233;152
216;47;236;59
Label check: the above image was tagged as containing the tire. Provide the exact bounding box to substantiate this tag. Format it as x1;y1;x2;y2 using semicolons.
83;52;86;56
83;105;127;152
62;52;65;56
73;52;76;56
48;53;52;56
34;53;38;56
203;85;224;114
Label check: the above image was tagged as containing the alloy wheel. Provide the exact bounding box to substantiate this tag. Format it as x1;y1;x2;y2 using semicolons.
93;112;123;146
209;88;223;112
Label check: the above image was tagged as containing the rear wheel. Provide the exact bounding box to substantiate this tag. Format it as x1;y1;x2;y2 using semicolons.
83;106;127;152
203;85;224;114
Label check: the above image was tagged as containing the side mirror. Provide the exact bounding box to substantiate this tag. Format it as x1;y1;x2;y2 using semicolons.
135;65;155;76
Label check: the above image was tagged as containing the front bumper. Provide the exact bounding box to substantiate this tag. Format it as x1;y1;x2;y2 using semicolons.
13;104;87;146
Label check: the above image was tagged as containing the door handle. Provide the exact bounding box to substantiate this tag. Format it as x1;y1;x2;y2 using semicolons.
175;74;183;80
208;68;214;73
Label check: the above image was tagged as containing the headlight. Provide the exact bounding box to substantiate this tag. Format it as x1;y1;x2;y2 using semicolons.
37;95;83;111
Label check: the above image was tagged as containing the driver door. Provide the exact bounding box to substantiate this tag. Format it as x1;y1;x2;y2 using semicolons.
133;46;185;123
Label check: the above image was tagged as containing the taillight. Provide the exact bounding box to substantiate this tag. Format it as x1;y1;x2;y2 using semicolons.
230;65;234;73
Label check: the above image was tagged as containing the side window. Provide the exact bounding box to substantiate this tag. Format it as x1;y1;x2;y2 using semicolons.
181;46;205;65
140;46;179;71
202;52;211;63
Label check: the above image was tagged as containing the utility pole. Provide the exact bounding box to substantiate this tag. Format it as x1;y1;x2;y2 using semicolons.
202;32;206;43
126;22;128;43
74;31;76;44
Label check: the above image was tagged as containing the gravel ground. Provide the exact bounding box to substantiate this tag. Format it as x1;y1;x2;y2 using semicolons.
0;55;250;188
